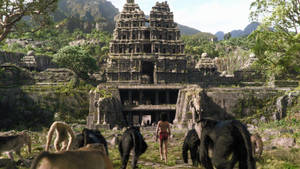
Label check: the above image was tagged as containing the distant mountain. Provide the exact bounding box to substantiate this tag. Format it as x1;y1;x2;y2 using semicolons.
177;24;200;35
215;31;225;41
189;32;217;41
53;0;119;33
53;0;200;35
243;22;260;35
215;22;260;41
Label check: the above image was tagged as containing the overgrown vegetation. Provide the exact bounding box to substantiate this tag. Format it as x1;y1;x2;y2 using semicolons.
249;0;300;80
53;46;98;79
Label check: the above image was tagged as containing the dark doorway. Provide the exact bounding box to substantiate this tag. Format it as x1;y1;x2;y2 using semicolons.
144;44;152;53
141;61;154;84
144;90;155;105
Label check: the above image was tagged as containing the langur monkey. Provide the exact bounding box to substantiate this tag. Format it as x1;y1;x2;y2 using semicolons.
45;121;75;152
0;131;31;167
251;133;263;158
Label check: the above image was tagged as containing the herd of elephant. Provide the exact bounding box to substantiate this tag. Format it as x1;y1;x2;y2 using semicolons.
0;118;263;169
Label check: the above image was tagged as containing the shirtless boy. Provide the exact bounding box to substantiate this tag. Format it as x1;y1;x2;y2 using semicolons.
156;113;171;163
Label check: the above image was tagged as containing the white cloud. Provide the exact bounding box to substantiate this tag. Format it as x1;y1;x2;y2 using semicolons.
108;0;253;34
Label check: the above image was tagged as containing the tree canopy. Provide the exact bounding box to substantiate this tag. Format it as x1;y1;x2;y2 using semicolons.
0;0;58;42
250;0;300;79
53;46;99;79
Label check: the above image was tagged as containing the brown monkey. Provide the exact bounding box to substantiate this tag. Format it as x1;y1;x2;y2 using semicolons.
0;131;31;166
45;121;75;152
31;143;113;169
251;133;263;158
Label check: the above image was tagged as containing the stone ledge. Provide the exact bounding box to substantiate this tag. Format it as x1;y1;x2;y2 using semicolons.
123;105;176;111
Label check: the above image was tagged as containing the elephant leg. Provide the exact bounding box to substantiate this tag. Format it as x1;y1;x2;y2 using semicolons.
190;147;198;166
212;138;234;169
120;152;130;169
131;153;139;169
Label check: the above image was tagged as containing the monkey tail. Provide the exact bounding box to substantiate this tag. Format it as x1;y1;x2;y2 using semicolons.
182;139;189;163
232;120;256;169
30;151;50;169
45;122;57;151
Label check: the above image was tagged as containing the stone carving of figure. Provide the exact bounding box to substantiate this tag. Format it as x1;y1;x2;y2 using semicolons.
95;98;108;125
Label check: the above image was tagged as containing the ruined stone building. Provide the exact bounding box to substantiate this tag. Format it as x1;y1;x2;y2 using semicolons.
107;0;186;84
88;0;237;128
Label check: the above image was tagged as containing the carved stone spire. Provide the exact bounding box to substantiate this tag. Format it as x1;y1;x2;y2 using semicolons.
127;0;134;3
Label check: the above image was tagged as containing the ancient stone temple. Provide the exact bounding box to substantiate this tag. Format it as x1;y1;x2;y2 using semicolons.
88;0;237;128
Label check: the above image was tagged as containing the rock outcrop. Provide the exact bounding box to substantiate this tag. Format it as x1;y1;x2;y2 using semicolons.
273;91;300;120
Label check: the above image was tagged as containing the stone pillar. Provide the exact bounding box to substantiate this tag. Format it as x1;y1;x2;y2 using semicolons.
103;112;107;125
154;64;157;84
129;112;133;125
97;108;101;125
139;90;143;105
128;90;133;105
166;91;170;104
151;43;154;53
155;91;159;105
139;112;142;124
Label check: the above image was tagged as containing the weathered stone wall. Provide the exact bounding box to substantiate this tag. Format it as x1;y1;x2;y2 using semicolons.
33;68;78;84
87;85;126;128
187;71;237;86
0;65;77;87
0;51;56;71
174;86;289;127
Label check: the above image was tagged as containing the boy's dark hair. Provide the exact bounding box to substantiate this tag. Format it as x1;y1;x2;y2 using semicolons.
160;113;168;122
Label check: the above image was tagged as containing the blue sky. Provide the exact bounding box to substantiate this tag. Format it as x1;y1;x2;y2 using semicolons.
109;0;253;34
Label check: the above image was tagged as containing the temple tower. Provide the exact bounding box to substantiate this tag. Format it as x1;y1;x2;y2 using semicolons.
107;0;187;84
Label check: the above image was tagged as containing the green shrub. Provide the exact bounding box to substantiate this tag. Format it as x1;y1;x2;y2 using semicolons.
53;46;99;79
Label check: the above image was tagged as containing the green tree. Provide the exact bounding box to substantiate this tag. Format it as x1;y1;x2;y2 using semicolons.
181;32;218;58
250;0;300;79
224;32;232;40
250;0;300;34
53;46;99;79
0;0;58;42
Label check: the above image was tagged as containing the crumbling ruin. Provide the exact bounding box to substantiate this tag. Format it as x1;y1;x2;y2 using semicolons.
87;0;263;128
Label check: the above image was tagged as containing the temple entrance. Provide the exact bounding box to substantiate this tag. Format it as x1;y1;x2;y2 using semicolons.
141;61;154;84
123;111;176;125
